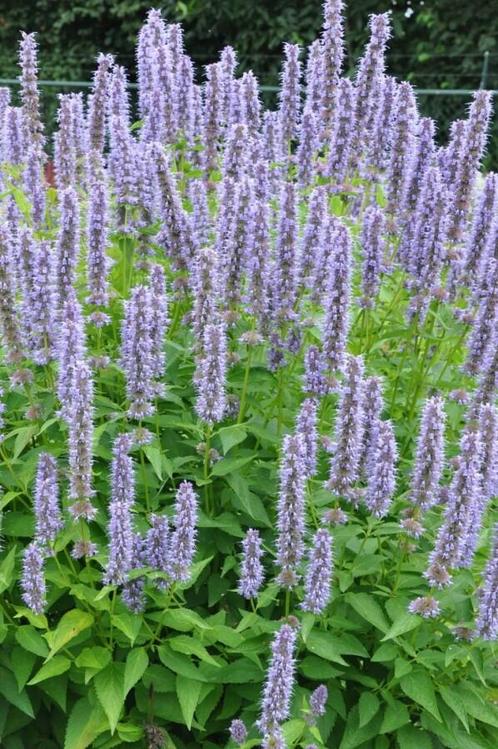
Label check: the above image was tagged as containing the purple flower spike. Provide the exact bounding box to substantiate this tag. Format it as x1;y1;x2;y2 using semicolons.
54;187;80;312
410;395;446;511
21;542;46;615
448;90;493;244
167;481;198;583
104;434;135;586
304;39;323;117
408;596;440;619
301;186;327;286
478;404;498;501
276;433;307;588
359;376;384;476
122;533;148;613
87;176;110;306
19;32;45;153
364;419;397;518
368;76;397;172
297;109;318;188
148;264;169;384
304;345;326;397
320;0;345;135
121;285;155;420
310;684;328;717
229;719;248;745
464;172;498;287
327;355;365;498
56;290;86;419
67;361;95;517
296;398;319;479
360;205;386;307
325;77;356;185
238;528;265;599
475;523;498;640
202;63;223;175
302;528;333;614
147;514;170;588
272;181;299;322
34;453;63;547
279;43;301;142
87;53;113;155
425;424;483;587
195;319;227;425
260;623;298;737
322;224;353;379
386;82;418;222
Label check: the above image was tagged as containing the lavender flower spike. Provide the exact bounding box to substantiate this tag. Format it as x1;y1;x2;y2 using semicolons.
360;205;386;307
321;224;352;380
34;453;63;547
195;319;227;425
87;176;110;307
260;623;298;737
149;264;169;384
21;542;46;614
19;32;45;153
475;523;498;640
425;424;483;587
229;719;248;745
296;398;319;479
56;290;86;419
478;403;498;501
358;376;384;476
121;285;155;419
122;533;148;613
409;395;446;511
147;514;170;589
310;684;328;718
104;433;135;586
54;187;80;312
320;0;345;135
302;528;333;614
167;481;199;583
275;434;307;588
327;355;365;498
238;529;265;599
0;224;24;363
386;82;417;221
364;419;397;518
279;43;301;142
67;361;95;521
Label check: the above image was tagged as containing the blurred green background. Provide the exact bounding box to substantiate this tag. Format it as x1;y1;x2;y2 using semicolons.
0;0;497;164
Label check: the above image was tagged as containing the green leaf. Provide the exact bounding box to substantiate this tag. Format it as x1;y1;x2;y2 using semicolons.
143;444;163;480
346;593;389;633
111;612;143;644
13;425;38;459
439;684;469;732
176;675;202;730
158;608;211;632
339;704;383;749
397;725;433;749
211;454;254;476
0;546;17;593
358;692;380;728
0;666;34;717
400;669;442;722
124;649;148;697
15;625;49;657
379;699;410;732
94;662;125;734
45;609;94;658
306;630;348;665
169;635;220;666
381;612;420;641
10;646;37;691
75;646;111;672
28;655;71;685
64;697;108;749
218;425;247;454
453;685;498;727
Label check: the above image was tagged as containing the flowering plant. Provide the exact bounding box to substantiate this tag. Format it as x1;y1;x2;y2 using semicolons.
0;2;497;748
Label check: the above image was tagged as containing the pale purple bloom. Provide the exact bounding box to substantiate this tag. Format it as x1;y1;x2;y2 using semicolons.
3;106;24;165
407;117;436;212
260;623;298;736
241;70;261;131
297;109;318;188
304;345;326;397
478;404;498;501
229;719;247;745
154;146;195;272
34;453;62;546
0;225;24;364
67;361;95;518
56;290;86;419
279;43;301;142
327;355;365;497
19;32;45;153
320;0;345;134
465;259;498;376
220;45;237;125
326;77;356;185
358;376;384;475
21;542;46;614
475;523;498;639
448;91;493;244
386;82;418;221
54;94;77;190
24;146;45;225
301;186;327;285
304;39;323;116
148;264;169;384
195;319;227;425
202;63;223;175
188;178;210;249
167;481;198;583
465;172;498;288
147;514;169;589
272;181;299;322
409;395;446;511
192;246;221;343
87;53;113;155
426;425;483;586
121;285;155;419
310;684;328;717
322;224;352;378
276;434;307;588
368;76;397;172
54;187;80;312
296;398;319;478
104;433;135;586
238;529;265;599
302;528;333;614
87;176;110;306
408;596;440;619
360;205;386;306
122;533;148;613
246;161;271;325
364;419;397;517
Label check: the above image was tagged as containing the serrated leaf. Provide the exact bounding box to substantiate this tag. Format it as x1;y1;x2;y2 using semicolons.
400;669;441;722
169;635;220;666
358;692;380;728
45;609;94;658
124;649;148;697
397;725;433;749
439;685;469;732
346;592;389;633
211;454;254;476
218;425;247;454
306;630;348;665
15;624;49;657
64;697;108;749
381;612;419;641
0;666;34;717
10;646;37;691
176;675;202;730
0;546;17;593
28;655;71;685
111;612;143;644
94;662;125;734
